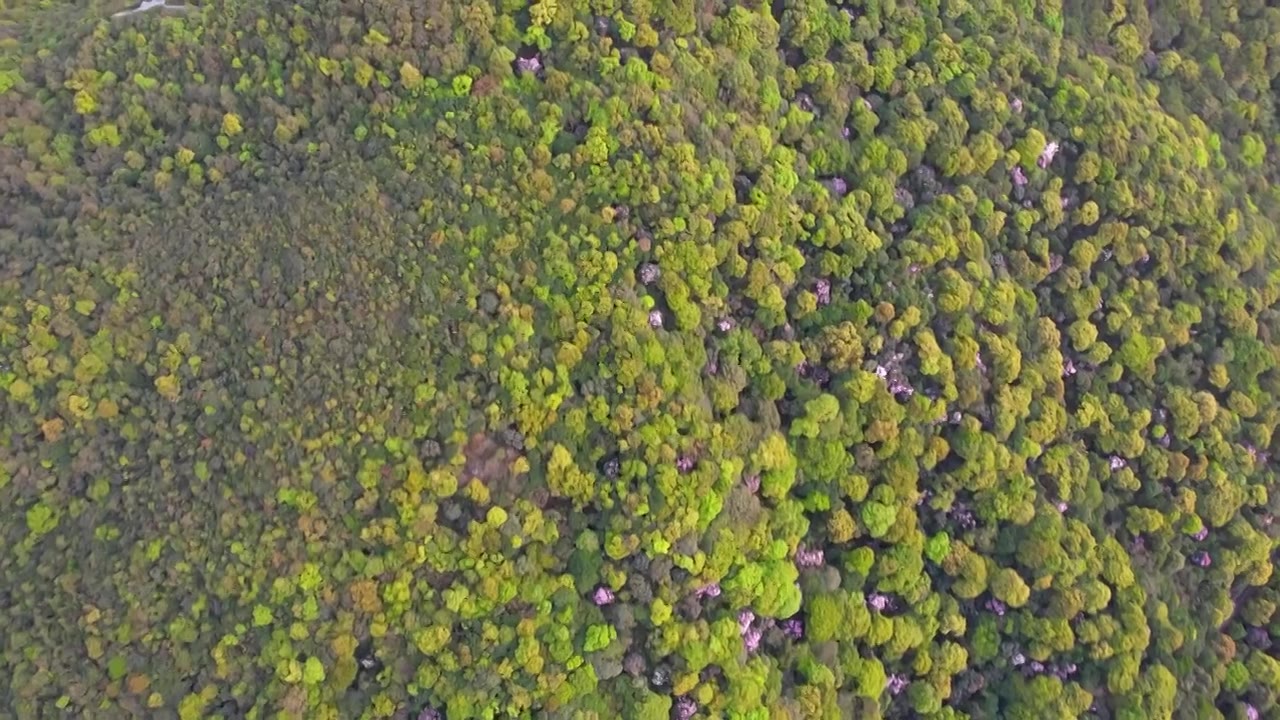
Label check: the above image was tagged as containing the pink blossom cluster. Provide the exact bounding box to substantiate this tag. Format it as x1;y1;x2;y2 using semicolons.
985;598;1007;617
886;674;909;696
638;262;661;284
1062;357;1077;377
779;617;804;640
815;278;831;306
1011;166;1028;187
867;593;891;612
1016;657;1079;680
739;609;764;653
949;503;977;530
676;455;696;474
795;546;825;568
1010;97;1023;113
648;309;664;328
1038;141;1060;168
1193;526;1208;542
1109;455;1127;471
694;583;721;599
1191;550;1212;568
516;55;542;74
716;317;734;333
1244;443;1270;464
875;352;914;397
674;696;698;720
592;586;616;606
743;474;761;493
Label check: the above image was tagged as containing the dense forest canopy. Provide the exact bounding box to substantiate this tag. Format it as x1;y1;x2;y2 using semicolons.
3;0;1280;718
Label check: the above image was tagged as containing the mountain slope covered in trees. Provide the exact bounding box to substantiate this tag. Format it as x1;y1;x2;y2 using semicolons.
3;0;1280;718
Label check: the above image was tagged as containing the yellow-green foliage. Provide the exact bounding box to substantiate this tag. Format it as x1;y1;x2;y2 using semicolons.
1;0;1278;718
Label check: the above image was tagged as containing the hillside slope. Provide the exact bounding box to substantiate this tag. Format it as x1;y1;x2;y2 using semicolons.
2;1;1280;719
